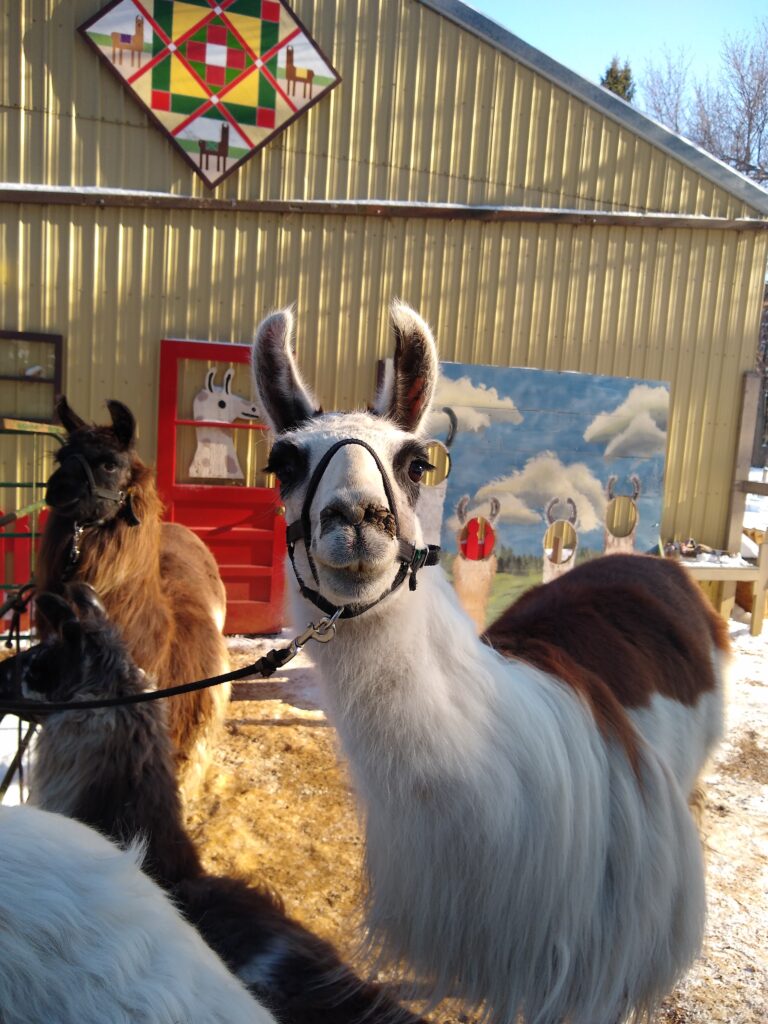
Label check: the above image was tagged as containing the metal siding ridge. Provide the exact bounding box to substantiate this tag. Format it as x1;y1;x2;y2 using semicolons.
2;187;768;230
415;0;768;216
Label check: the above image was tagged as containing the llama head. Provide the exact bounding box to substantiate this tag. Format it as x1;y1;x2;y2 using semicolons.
47;397;141;525
0;586;132;711
251;302;439;611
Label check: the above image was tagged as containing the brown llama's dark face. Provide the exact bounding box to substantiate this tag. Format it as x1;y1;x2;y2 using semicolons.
46;398;137;524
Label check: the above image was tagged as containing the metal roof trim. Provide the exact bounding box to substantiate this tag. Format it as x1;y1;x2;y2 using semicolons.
416;0;768;217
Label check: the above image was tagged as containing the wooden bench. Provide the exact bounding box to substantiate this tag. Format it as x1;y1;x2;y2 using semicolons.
680;542;768;636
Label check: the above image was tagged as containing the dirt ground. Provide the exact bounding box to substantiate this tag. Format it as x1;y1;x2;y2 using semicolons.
186;615;768;1024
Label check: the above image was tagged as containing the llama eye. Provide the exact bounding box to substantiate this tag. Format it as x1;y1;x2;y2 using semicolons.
265;444;307;492
101;459;118;473
408;458;434;484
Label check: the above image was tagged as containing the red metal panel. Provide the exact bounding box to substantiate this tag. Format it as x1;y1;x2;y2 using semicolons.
156;338;285;635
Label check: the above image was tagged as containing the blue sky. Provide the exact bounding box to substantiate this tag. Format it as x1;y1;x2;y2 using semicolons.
467;1;765;106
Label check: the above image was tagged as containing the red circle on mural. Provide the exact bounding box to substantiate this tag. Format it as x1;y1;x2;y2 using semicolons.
459;516;496;561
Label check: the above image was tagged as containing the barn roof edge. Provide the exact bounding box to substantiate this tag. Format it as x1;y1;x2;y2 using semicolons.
416;0;768;217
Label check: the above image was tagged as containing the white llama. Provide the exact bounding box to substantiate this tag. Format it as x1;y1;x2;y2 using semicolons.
0;805;276;1024
452;494;501;632
189;367;261;480
251;302;728;1024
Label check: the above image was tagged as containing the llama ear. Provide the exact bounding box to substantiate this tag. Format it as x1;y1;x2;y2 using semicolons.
34;592;78;636
66;583;108;623
251;308;318;435
374;302;438;434
106;400;136;449
55;396;87;434
205;369;216;392
223;369;233;395
456;495;470;525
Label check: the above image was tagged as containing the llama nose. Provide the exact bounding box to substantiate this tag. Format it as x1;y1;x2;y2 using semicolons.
319;498;366;535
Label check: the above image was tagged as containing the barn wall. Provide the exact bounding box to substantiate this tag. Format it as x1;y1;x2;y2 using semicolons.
2;199;766;547
1;0;759;217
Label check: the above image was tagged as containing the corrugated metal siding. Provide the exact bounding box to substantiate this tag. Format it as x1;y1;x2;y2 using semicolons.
0;0;758;216
1;202;766;545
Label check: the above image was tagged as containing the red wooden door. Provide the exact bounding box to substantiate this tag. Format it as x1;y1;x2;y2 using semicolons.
156;339;285;635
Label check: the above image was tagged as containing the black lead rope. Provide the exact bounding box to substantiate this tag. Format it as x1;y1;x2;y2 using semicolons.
0;611;342;719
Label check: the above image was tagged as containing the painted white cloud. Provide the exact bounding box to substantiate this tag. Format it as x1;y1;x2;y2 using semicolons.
604;410;668;458
427;405;491;435
583;384;668;458
432;375;524;429
446;491;539;532
471;451;606;531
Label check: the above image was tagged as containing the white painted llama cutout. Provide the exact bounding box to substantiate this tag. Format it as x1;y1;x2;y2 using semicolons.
189;368;260;480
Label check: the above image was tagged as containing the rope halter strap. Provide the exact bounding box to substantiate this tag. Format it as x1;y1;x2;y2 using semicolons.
285;437;440;620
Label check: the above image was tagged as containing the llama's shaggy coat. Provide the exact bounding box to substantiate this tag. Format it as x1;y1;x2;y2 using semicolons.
251;301;728;1024
13;590;425;1024
0;805;275;1024
36;398;229;798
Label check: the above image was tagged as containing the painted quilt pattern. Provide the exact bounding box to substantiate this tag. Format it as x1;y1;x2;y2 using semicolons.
79;0;340;187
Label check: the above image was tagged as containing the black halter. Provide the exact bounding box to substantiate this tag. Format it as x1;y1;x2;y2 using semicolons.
285;438;440;620
54;453;141;578
58;453;141;528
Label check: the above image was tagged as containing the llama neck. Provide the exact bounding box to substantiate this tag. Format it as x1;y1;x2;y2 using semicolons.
306;567;501;799
33;675;202;888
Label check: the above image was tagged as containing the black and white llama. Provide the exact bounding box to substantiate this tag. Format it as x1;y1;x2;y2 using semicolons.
0;586;423;1024
250;301;729;1024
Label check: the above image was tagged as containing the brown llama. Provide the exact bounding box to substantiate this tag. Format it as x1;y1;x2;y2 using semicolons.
35;397;229;800
285;46;314;99
0;587;426;1024
111;15;144;67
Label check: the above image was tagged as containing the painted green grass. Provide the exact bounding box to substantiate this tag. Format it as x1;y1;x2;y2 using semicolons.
443;561;543;627
177;137;250;158
88;32;153;53
484;570;542;625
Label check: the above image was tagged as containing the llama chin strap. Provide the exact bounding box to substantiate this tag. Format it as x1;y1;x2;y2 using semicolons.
285;437;440;620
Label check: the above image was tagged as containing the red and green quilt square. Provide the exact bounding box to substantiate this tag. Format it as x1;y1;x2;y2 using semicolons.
79;0;341;187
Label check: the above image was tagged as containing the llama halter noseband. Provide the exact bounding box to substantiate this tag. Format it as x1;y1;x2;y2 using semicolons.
285;437;440;620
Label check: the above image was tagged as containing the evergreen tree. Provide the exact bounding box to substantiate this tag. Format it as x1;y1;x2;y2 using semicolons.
601;57;636;102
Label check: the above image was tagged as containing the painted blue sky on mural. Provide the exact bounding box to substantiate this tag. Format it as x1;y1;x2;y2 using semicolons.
426;362;670;558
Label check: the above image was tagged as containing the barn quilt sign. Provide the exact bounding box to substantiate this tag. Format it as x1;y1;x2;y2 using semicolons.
79;0;341;187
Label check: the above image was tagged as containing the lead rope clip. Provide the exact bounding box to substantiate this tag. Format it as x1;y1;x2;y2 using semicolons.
287;606;344;659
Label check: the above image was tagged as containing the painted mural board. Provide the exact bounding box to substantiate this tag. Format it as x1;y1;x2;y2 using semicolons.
418;362;670;627
78;0;341;188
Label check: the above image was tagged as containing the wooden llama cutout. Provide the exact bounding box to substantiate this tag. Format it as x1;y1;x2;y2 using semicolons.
111;15;143;67
604;475;641;554
542;496;578;582
453;495;500;632
189;368;260;481
285;46;314;99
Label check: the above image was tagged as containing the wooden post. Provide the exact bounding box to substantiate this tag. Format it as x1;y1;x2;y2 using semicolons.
715;372;763;620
